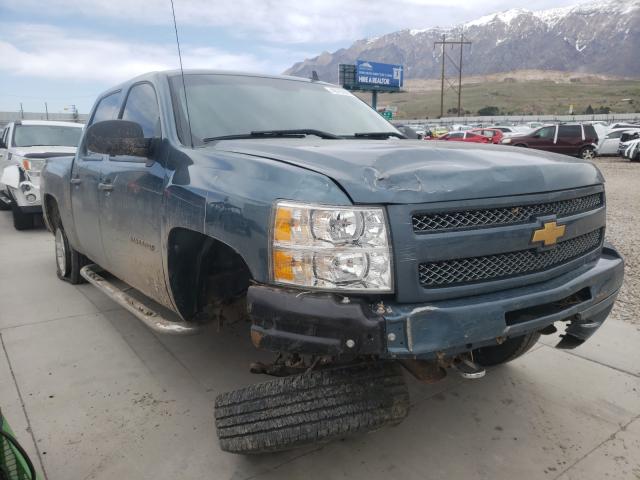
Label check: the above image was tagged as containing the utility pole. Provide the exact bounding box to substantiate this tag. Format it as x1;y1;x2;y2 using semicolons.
457;33;465;116
19;103;24;120
45;102;49;120
439;34;445;119
434;34;472;118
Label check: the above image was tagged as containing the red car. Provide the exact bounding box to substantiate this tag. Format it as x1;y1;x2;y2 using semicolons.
470;128;504;144
438;131;491;143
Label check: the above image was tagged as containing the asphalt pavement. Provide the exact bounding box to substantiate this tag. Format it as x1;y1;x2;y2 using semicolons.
1;209;639;480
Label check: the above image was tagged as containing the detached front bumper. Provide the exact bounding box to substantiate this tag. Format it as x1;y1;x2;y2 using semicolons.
248;245;624;359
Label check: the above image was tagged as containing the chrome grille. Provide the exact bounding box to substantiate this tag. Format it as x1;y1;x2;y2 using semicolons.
418;229;603;288
412;193;603;233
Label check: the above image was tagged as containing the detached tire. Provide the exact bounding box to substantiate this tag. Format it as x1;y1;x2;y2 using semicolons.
55;225;87;284
215;362;410;454
473;332;541;367
11;203;34;230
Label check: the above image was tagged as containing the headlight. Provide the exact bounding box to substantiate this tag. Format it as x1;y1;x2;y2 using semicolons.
21;158;45;173
501;138;512;144
271;201;393;292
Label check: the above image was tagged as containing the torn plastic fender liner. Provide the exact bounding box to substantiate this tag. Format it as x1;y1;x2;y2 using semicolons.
247;285;385;356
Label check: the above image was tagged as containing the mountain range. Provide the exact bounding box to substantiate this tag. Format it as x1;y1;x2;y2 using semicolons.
284;0;640;83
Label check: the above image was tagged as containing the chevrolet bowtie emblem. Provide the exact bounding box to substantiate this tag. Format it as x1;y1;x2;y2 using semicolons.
532;221;566;247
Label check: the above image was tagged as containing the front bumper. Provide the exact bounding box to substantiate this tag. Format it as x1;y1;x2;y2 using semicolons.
248;245;624;359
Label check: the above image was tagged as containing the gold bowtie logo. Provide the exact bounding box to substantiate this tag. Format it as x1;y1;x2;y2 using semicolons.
532;221;566;247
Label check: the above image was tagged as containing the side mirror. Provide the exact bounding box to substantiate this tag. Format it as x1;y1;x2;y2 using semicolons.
533;134;541;138
85;120;150;157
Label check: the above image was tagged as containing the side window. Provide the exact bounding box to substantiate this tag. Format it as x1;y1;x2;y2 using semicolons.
91;91;122;125
558;125;581;138
121;83;161;138
449;132;464;138
606;131;622;139
538;127;555;139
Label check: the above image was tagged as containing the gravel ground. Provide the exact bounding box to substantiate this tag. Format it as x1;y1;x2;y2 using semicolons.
595;156;640;325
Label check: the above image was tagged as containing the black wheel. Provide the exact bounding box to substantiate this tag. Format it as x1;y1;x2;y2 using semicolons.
215;361;410;454
54;225;87;284
473;332;541;367
11;203;34;230
0;188;10;211
579;146;595;160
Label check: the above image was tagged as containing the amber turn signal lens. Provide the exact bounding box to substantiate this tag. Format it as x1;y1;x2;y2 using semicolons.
274;207;292;242
273;250;294;281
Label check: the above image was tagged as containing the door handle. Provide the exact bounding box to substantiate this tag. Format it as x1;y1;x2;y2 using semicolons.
98;182;114;192
70;176;82;185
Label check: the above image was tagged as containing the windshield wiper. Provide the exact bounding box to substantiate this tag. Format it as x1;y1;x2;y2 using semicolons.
351;131;407;139
204;129;341;142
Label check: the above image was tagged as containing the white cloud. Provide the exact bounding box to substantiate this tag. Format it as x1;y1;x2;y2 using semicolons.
0;23;272;82
0;0;587;44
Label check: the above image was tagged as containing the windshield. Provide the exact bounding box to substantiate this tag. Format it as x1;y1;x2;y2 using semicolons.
13;125;83;148
169;74;398;145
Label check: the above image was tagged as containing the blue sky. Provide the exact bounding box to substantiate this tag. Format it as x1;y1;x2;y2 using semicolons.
0;0;586;113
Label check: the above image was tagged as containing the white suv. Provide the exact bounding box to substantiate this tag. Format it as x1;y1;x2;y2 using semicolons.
0;120;83;229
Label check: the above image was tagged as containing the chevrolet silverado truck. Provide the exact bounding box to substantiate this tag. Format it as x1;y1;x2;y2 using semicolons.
41;70;624;454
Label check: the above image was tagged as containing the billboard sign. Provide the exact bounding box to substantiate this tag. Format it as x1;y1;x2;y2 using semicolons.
356;60;403;90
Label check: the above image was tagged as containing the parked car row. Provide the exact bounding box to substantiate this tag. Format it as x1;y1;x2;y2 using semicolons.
401;120;640;160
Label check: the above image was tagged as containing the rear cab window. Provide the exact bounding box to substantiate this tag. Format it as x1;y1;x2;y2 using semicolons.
90;91;122;125
84;91;122;156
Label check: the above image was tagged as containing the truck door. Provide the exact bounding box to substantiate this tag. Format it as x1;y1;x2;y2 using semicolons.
527;126;557;152
70;91;122;266
555;125;583;156
97;82;171;307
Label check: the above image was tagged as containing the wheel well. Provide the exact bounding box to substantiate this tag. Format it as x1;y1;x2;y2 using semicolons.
167;228;252;322
43;194;60;232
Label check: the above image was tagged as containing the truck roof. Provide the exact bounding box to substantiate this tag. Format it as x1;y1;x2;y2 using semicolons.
96;69;330;102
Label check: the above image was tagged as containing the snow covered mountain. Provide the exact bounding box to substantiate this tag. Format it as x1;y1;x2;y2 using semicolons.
284;0;640;82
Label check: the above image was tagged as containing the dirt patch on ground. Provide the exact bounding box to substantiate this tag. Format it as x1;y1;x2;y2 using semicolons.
595;156;640;325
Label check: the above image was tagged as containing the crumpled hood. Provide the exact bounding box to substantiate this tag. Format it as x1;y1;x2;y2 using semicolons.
213;139;603;204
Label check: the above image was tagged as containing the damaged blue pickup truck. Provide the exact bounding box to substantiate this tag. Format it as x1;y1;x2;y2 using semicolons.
41;70;624;454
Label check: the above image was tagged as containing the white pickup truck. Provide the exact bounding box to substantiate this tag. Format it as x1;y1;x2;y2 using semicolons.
0;120;83;229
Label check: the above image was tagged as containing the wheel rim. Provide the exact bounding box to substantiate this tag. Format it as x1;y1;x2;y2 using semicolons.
582;148;595;160
55;228;67;274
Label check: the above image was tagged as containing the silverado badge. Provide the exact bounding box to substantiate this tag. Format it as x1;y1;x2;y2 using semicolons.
531;221;566;247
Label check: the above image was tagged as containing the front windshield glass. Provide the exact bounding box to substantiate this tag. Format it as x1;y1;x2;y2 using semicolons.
169;74;398;145
13;125;83;148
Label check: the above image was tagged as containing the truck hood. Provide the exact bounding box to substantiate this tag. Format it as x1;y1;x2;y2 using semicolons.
11;146;77;157
213;139;603;204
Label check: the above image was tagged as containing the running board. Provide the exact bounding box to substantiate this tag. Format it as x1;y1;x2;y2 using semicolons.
80;264;201;335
